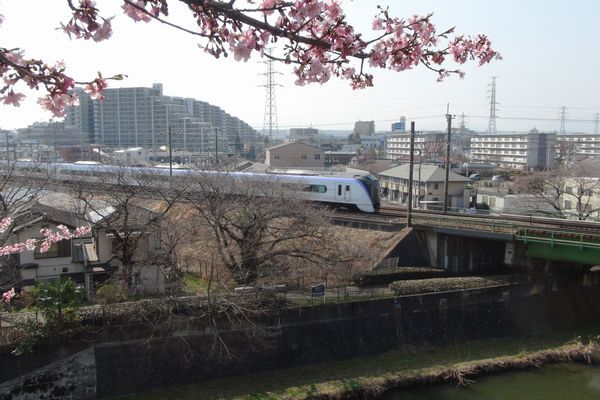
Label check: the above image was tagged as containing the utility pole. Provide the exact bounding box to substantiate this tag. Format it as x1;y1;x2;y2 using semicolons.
168;126;173;177
594;113;599;134
5;132;9;162
443;104;454;214
407;122;416;227
215;126;218;164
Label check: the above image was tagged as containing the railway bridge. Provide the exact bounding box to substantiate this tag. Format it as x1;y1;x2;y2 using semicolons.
353;207;600;273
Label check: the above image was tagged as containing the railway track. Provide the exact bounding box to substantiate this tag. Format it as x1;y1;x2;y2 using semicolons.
377;205;600;234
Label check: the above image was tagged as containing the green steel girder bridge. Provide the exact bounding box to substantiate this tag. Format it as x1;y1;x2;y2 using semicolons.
409;213;600;266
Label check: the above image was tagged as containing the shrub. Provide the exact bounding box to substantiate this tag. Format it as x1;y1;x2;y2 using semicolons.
95;281;129;305
389;276;509;296
353;266;448;286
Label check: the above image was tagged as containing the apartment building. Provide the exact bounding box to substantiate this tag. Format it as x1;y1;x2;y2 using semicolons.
353;120;375;136
555;133;600;159
289;127;319;144
66;83;257;153
385;132;446;162
470;131;556;170
17;121;89;147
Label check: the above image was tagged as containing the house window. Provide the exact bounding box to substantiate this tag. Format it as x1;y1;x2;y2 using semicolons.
35;239;72;259
301;154;307;160
434;183;439;190
564;200;572;209
274;155;280;160
315;154;321;160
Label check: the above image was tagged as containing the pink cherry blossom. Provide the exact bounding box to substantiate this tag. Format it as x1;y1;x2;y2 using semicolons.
122;1;153;23
0;1;500;114
2;288;15;304
0;217;13;233
1;91;26;106
93;18;114;41
85;78;108;100
0;224;92;257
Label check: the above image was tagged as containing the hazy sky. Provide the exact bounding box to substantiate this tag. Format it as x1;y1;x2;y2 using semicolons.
1;0;599;133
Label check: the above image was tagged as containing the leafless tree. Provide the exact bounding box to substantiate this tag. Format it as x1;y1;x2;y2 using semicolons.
0;163;51;287
515;164;600;220
183;171;336;286
67;166;186;288
554;140;577;168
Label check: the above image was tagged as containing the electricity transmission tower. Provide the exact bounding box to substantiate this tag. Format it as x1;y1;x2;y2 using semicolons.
260;49;282;141
487;77;498;134
559;106;567;134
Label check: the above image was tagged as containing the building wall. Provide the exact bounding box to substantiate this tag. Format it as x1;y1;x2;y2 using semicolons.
470;132;556;170
379;176;467;209
67;84;257;152
354;120;375;136
556;134;600;158
16;223;94;282
385;133;445;161
266;142;325;168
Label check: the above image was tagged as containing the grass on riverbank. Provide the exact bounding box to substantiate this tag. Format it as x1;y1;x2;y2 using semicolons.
114;326;600;400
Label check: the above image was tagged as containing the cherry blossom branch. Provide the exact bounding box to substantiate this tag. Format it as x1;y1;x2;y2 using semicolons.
0;217;92;257
0;0;501;116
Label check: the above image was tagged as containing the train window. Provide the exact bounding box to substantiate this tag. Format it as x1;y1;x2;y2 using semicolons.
303;185;327;193
338;185;342;196
345;185;350;192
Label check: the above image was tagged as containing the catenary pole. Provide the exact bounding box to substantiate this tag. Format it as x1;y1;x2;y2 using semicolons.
407;121;416;227
443;104;454;214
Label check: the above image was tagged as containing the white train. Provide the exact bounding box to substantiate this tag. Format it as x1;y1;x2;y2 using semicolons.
8;161;381;213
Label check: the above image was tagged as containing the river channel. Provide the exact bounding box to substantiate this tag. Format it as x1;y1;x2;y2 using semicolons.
382;363;600;400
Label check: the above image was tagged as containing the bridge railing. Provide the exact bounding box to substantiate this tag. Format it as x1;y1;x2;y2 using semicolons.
515;228;600;250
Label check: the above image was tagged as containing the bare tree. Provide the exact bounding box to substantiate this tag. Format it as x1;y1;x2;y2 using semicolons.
67;166;186;288
0;163;50;287
184;171;335;286
554;140;577;167
515;164;600;220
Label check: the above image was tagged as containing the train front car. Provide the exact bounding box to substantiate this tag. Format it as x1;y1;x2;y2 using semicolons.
356;174;381;213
